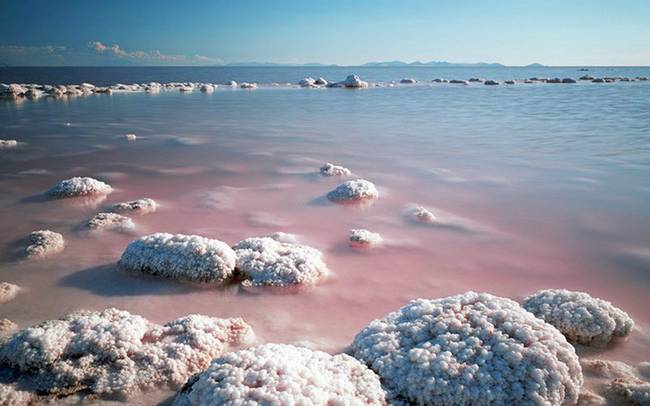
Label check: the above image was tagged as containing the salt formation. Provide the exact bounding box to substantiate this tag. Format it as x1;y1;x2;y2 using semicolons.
240;82;257;89
328;74;369;88
523;289;634;345
484;80;500;85
199;84;214;93
0;139;18;148
577;390;606;405
0;383;35;405
111;198;158;215
320;162;351;176
233;237;329;288
0;282;19;304
46;176;113;198
404;204;437;223
350;291;583;405
171;344;386;406
125;133;137;141
86;212;135;233
400;78;417;84
450;79;469;84
607;378;650;405
120;233;237;283
327;179;379;202
349;229;383;249
266;231;300;244
0;319;18;334
581;359;637;379
24;230;65;258
0;308;254;400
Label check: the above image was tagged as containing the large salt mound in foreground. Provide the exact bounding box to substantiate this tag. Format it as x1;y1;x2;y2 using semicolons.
172;344;386;406
0;308;254;400
350;291;583;405
327;179;379;202
523;289;634;346
24;230;65;258
120;233;237;283
46;176;113;198
233;237;329;288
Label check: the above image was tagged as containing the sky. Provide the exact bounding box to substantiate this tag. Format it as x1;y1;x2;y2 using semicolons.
1;0;649;66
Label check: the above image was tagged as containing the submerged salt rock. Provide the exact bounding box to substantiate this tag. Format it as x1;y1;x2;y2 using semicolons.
523;289;634;345
327;179;379;202
0;139;18;148
125;133;137;141
350;291;583;405
581;359;637;379
86;212;135;233
299;77;316;87
0;282;19;304
240;82;257;89
0;319;18;334
315;77;328;86
404;204;436;223
349;229;383;249
607;377;650;405
267;231;300;244
46;176;113;198
199;84;214;93
484;79;500;85
329;74;369;89
111;198;158;215
172;344;386;406
233;237;329;288
577;390;606;406
0;308;254;399
400;78;417;84
120;233;237;283
320;162;351;177
24;230;65;258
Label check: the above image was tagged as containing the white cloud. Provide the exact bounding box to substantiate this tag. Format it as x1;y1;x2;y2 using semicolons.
88;41;222;65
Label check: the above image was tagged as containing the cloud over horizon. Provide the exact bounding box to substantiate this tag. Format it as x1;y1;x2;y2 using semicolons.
88;41;222;65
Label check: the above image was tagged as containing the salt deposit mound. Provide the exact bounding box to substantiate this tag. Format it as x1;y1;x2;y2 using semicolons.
233;237;329;288
327;179;379;202
350;291;583;405
320;162;351;177
125;133;137;141
607;378;650;405
0;282;19;304
119;233;237;283
0;139;18;148
24;230;65;258
0;383;35;405
404;204;437;223
86;212;135;233
171;344;386;406
329;75;369;88
349;229;383;249
523;289;634;346
46;176;112;198
0;308;254;400
111;198;158;214
0;319;18;334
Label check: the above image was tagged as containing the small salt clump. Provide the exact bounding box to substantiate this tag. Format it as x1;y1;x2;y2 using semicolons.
86;212;135;233
24;230;65;258
0;282;20;304
266;231;300;244
233;237;329;288
125;133;137;141
240;82;257;89
320;162;351;176
111;198;158;215
400;78;417;84
199;84;214;93
171;344;386;406
327;179;379;202
0;139;18;148
350;291;583;405
46;176;113;198
299;77;316;87
581;359;637;379
120;233;237;283
523;289;634;346
329;74;369;88
0;308;254;400
404;204;437;223
349;229;383;249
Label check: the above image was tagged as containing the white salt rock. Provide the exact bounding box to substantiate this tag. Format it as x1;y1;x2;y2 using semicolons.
24;88;43;98
86;212;135;233
349;229;383;249
267;231;300;244
329;74;369;88
404;204;437;223
577;390;606;406
111;198;157;215
327;179;378;202
0;319;18;334
120;233;237;283
240;82;257;89
0;139;18;148
199;84;214;93
607;377;650;405
24;230;65;258
0;383;35;405
315;77;328;86
581;359;637;379
299;77;316;87
225;80;237;88
46;177;113;198
125;133;137;141
350;291;583;405
179;85;193;92
320;162;351;177
639;362;650;379
523;289;634;346
0;308;254;399
233;237;329;288
0;282;19;304
171;344;386;406
400;78;417;84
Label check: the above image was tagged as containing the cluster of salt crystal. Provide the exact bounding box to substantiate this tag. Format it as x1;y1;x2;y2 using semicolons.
349;229;383;249
298;77;329;88
86;212;135;233
120;233;237;283
111;198;158;215
400;78;417;84
0;383;35;406
0;308;254;399
327;179;379;202
607;377;650;405
523;289;634;346
320;162;351;177
125;133;137;141
328;74;369;88
0;319;18;334
579;359;650;405
350;291;583;405
172;344;386;406
0;139;18;148
0;282;20;304
24;230;65;258
46;176;113;198
233;237;329;288
403;204;437;223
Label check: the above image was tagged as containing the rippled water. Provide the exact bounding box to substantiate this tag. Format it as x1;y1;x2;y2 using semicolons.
1;67;650;404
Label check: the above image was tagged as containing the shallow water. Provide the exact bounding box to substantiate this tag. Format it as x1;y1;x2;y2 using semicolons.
1;68;650;403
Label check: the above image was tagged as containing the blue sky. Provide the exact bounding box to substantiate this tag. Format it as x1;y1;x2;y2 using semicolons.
1;0;649;66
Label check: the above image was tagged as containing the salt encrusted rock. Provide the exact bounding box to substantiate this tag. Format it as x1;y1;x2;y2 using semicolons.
505;80;516;85
86;212;135;233
404;204;436;223
172;344;386;406
299;77;316;87
0;319;18;334
0;308;254;399
125;133;137;141
484;80;500;85
111;198;158;215
233;237;329;288
450;79;469;84
0;383;35;405
320;162;351;177
329;75;369;89
0;139;18;148
120;233;237;283
24;230;65;258
315;77;328;86
350;291;583;405
46;176;113;198
225;80;237;88
239;82;257;89
523;289;634;346
577;390;606;406
400;78;417;84
327;179;379;202
607;377;650;405
349;229;383;249
0;282;19;304
266;231;300;244
581;359;637;379
199;84;214;93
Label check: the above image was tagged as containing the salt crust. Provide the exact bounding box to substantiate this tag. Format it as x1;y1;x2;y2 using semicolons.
607;378;650;405
327;179;379;202
0;140;18;148
0;283;19;304
86;212;135;233
0;319;18;334
0;383;34;406
320;162;351;177
349;229;383;248
171;344;386;406
111;198;158;215
46;177;113;198
24;230;65;258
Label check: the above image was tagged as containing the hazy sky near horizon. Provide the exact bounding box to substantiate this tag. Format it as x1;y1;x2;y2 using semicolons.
1;0;649;66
